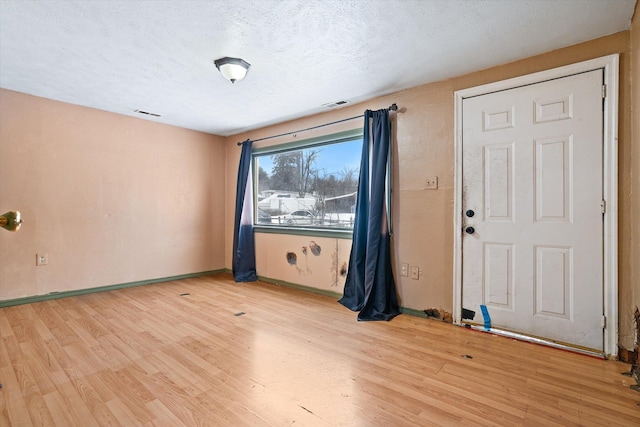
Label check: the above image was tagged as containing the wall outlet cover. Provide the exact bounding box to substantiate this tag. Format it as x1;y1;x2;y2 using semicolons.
36;253;48;266
400;263;409;277
425;176;438;189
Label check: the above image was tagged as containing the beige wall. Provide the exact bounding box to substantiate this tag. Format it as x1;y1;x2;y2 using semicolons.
225;31;637;346
631;1;640;347
1;27;636;350
0;90;227;300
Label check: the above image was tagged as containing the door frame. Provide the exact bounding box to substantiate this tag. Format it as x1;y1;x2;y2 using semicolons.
453;54;619;358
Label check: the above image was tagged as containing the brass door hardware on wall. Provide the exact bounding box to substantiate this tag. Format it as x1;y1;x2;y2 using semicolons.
0;211;23;232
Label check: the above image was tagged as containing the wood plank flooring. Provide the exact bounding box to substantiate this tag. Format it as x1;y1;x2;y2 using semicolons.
1;273;639;426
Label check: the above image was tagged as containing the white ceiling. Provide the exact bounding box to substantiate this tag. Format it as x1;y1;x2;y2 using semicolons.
0;0;636;137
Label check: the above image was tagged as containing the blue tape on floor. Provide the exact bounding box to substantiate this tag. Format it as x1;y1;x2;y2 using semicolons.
480;304;491;330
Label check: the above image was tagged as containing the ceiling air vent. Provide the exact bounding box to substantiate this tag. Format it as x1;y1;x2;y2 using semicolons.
322;100;350;109
134;109;161;117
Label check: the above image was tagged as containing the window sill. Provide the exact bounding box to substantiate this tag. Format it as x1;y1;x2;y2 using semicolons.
254;225;353;239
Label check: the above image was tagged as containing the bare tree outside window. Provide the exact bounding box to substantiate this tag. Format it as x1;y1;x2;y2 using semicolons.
254;136;362;229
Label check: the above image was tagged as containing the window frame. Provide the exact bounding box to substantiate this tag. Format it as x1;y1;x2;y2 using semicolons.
252;128;364;238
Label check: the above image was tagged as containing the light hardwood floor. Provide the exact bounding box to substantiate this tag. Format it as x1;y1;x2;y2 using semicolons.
1;273;639;426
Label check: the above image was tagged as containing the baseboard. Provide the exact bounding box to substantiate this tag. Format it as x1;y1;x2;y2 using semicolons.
618;345;639;364
0;269;226;308
241;270;429;319
2;268;430;321
399;306;428;318
256;275;344;300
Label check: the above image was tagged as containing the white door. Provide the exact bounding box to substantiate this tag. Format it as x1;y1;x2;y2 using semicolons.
461;70;604;351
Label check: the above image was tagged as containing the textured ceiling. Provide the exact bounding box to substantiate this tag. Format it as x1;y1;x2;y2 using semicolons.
0;0;636;136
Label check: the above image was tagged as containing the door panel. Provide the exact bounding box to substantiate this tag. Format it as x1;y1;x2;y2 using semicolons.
484;242;514;309
535;136;572;222
461;70;604;351
484;142;514;221
534;245;571;319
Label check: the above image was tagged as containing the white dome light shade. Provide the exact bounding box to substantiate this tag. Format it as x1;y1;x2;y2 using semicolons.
214;57;250;84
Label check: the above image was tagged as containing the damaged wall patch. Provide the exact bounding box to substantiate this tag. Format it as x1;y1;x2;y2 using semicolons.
286;252;297;265
309;241;321;256
340;262;348;276
424;308;453;323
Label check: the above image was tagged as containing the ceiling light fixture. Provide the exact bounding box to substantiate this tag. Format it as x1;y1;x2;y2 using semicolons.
214;57;250;84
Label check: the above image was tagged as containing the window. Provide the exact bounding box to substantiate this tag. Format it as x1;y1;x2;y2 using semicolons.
253;129;363;233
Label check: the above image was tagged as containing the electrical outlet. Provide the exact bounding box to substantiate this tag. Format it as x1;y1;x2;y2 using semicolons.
425;176;438;190
410;266;419;280
400;263;409;277
36;253;48;266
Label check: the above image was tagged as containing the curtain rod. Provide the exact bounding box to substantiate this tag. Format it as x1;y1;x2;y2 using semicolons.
237;103;398;146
